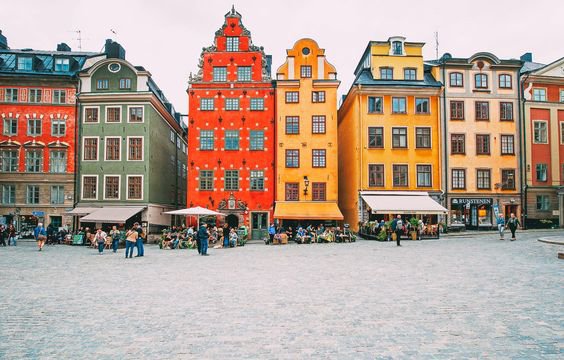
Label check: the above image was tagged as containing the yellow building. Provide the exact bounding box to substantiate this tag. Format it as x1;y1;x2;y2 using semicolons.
338;37;446;233
274;38;343;227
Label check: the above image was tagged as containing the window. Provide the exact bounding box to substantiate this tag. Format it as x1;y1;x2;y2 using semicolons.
104;176;120;199
84;108;99;123
129;107;143;122
49;150;66;173
127;176;143;200
475;73;488;89
499;74;512;89
393;165;408;187
392;41;403;55
83;138;98;160
536;164;548;182
450;100;465;119
285;92;299;103
380;67;393;80
53;90;66;104
312;183;326;201
82;176;97;199
532;88;546;101
213;67;227;82
392;97;406;113
96;79;109;90
225;98;239;111
312;116;326;134
404;68;416;80
170;131;175;143
250;170;264;191
200;130;214;150
476;135;490;155
562;122;564;144
285;116;299;134
451;134;465;154
54;58;69;72
560;90;564;103
285;149;299;168
200;98;214;111
224;130;239;150
128;137;143;161
312;149;326;168
417;165;432;187
28;119;41;136
500;102;513;121
368;127;384;148
27;185;39;204
250;130;264;150
475;101;489;120
415;98;429;114
415;128;431;148
501;135;514;155
224;170;239;191
501;170;515;190
199;170;214;191
3;118;17;135
368;164;384;187
51;185;64;204
477;169;491;189
18;57;33;71
368;97;383;113
300;66;312;78
312;91;325;103
237;66;251;82
285;183;299;201
392;127;407;148
5;88;18;102
51;120;65;137
250;98;264;110
105;138;121;161
119;78;131;89
450;72;463;87
536;195;550;211
1;184;15;204
452;169;466;189
25;149;42;173
533;122;548;143
0;150;18;172
29;89;42;103
226;37;239;52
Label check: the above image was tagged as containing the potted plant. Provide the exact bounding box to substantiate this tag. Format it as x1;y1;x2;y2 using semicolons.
377;227;387;241
409;218;419;240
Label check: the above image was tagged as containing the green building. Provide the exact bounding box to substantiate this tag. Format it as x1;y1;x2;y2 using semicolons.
71;40;187;235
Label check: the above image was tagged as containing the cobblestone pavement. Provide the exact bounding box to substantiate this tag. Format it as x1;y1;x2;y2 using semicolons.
0;230;563;359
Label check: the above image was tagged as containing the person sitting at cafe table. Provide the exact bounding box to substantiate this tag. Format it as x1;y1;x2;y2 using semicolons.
296;227;306;244
286;226;294;242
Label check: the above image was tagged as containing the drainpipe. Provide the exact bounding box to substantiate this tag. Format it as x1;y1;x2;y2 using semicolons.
357;85;363;227
441;60;448;225
519;72;530;230
73;79;80;231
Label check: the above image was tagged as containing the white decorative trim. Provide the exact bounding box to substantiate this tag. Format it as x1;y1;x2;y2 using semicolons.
82;136;100;161
81;174;98;200
126;174;144;201
126;136;144;161
105;106;122;124
104;136;122;161
83;106;100;124
126;105;145;123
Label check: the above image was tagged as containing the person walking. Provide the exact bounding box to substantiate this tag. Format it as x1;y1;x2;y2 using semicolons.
497;214;505;240
8;224;16;246
134;222;144;257
34;223;47;251
198;223;209;256
222;224;230;248
507;213;521;241
109;225;121;253
95;228;107;255
0;224;6;246
394;215;403;247
124;226;138;259
268;223;276;244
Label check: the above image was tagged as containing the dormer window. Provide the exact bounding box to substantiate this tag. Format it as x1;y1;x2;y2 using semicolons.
380;67;393;80
55;58;70;72
392;41;403;55
17;57;33;71
226;37;239;52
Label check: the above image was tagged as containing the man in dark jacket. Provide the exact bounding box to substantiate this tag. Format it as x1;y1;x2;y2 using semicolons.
393;215;403;247
198;224;209;256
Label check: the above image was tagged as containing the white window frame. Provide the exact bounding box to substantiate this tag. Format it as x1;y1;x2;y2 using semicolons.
83;106;100;124
127;105;144;123
560;89;564;103
54;58;70;72
103;174;121;200
392;163;410;187
126;175;144;201
416;164;433;188
82;136;100;161
532;88;547;102
105;106;122;123
50;185;65;205
560;122;564;145
104;136;122;161
51;119;66;137
81;175;98;200
414;126;432;148
126;136;144;161
532;121;548;144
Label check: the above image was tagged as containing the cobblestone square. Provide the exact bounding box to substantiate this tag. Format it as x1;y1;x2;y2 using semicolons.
0;231;563;359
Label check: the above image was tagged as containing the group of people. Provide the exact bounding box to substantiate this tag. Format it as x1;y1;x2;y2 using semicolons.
78;222;145;258
160;223;245;256
266;223;353;244
496;213;521;241
0;224;17;246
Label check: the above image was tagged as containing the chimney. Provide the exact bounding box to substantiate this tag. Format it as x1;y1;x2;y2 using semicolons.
57;43;71;52
104;39;126;60
520;52;532;63
0;30;8;50
265;55;272;78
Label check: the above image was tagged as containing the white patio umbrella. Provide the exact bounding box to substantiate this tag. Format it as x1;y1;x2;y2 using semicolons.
164;206;225;227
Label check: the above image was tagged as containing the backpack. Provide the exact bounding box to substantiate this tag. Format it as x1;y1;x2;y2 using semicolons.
396;220;403;229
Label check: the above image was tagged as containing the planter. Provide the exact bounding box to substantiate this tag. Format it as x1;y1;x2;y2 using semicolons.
391;233;397;241
410;231;418;240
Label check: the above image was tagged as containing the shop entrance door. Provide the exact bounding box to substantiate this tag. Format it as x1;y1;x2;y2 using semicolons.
504;205;517;219
251;212;268;240
471;206;478;227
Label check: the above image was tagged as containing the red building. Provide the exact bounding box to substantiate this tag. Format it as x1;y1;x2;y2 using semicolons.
187;7;274;239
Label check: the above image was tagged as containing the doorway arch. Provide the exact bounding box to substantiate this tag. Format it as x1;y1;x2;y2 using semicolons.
226;214;239;229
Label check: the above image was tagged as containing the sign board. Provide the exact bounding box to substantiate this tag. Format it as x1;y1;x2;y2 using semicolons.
493;204;499;218
451;198;493;206
72;235;84;245
32;211;45;217
553;210;560;216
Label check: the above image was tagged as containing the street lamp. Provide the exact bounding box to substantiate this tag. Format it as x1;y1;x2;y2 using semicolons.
303;176;309;197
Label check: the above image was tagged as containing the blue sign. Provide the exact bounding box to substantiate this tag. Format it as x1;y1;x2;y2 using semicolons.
32;211;45;217
493;204;499;218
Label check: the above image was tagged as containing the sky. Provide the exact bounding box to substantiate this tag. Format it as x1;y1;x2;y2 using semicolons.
1;0;561;114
